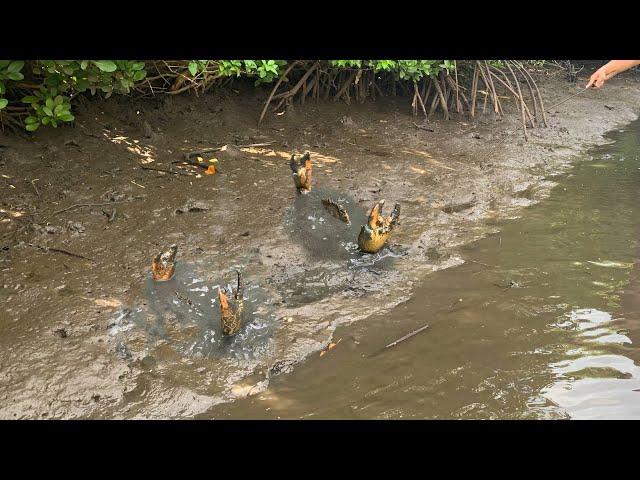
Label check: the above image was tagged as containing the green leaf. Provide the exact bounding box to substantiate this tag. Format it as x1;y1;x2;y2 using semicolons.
59;113;74;122
132;62;145;71
133;70;146;82
25;116;38;124
54;104;65;116
0;60;10;69
188;62;198;76
45;98;54;109
93;60;117;72
80;60;88;70
42;116;51;125
0;82;5;95
21;96;38;104
6;72;24;81
7;61;24;74
54;95;64;105
26;123;39;132
0;98;7;110
43;106;53;117
76;79;89;91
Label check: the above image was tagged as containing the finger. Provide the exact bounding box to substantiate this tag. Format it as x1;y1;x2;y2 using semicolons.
585;77;595;89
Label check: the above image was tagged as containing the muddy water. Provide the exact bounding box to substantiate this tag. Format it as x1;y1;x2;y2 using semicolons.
205;121;640;419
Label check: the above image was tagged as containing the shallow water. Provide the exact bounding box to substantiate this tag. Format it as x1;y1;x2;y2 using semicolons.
205;121;640;419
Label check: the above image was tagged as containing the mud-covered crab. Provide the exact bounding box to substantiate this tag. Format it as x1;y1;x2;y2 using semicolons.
151;245;178;281
218;271;245;336
290;151;312;193
357;200;401;253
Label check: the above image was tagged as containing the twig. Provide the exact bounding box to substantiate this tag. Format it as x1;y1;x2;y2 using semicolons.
28;244;96;263
545;87;591;112
140;165;194;176
413;122;434;132
42;201;131;224
30;179;41;200
183;142;274;161
369;324;430;357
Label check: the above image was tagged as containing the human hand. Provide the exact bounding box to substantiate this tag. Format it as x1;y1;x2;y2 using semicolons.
586;66;610;89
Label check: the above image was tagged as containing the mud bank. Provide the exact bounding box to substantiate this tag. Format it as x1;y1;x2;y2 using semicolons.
1;70;640;419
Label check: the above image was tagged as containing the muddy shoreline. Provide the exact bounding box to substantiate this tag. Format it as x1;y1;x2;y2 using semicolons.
2;70;640;419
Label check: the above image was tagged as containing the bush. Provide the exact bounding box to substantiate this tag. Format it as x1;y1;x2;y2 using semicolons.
0;59;548;135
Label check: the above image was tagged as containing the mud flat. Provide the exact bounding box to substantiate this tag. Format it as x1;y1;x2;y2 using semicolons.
1;70;640;418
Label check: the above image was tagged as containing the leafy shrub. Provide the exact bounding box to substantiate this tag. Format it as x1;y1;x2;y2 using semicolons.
0;60;25;111
21;88;73;131
0;59;548;133
218;60;286;85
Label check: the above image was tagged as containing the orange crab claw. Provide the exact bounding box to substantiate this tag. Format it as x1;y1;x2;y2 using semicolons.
218;288;230;312
151;256;175;281
367;200;385;229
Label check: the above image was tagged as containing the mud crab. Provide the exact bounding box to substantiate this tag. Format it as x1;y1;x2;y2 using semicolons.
357;200;401;253
218;271;245;336
290;151;312;193
151;245;178;281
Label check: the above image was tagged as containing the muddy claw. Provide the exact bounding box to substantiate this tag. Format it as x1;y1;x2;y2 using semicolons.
151;244;178;281
358;200;400;254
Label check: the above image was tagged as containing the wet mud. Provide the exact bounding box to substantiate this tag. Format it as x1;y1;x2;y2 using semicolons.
2;71;640;418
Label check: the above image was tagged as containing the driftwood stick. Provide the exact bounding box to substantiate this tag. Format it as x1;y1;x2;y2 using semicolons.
369;324;430;357
384;324;430;349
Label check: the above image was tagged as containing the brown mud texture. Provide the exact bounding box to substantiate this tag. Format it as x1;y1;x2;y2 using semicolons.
2;71;640;419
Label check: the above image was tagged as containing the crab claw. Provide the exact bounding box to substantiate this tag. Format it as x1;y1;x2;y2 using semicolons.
218;287;230;312
151;244;178;281
367;199;385;228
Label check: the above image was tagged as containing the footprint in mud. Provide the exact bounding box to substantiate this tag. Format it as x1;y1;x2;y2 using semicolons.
107;262;278;362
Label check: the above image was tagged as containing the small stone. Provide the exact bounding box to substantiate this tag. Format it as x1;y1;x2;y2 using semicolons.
54;328;68;338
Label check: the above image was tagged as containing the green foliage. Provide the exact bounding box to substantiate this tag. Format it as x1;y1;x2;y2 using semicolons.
218;60;286;85
329;60;454;80
21;87;74;131
188;60;209;76
372;60;397;71
0;59;546;134
329;60;363;68
0;60;25;110
32;60;147;97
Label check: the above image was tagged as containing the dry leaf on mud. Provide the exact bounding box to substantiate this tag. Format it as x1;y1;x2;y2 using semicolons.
94;298;122;308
